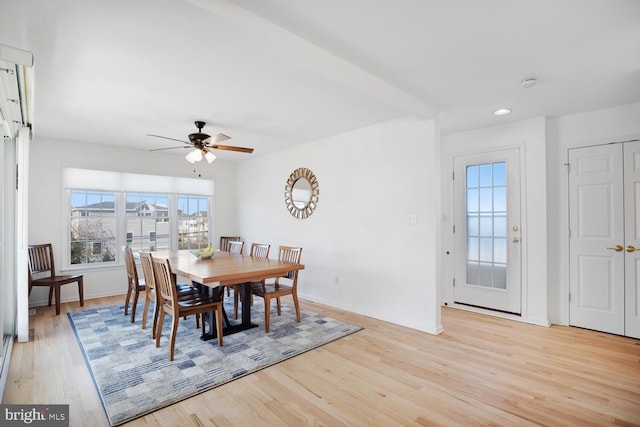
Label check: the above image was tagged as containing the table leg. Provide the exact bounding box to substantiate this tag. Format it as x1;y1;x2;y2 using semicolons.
199;281;258;341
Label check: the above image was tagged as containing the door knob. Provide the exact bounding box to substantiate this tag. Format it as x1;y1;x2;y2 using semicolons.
626;245;637;253
607;245;624;252
512;237;520;243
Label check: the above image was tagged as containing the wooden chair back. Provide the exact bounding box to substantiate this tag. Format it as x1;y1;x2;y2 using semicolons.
27;243;56;279
124;246;141;289
278;246;303;281
220;236;241;252
139;252;156;292
227;241;244;254
250;243;270;258
152;257;177;309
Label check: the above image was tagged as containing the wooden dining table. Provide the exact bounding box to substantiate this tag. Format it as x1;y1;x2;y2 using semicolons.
151;250;305;340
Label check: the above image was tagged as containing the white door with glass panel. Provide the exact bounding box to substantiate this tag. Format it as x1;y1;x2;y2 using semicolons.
569;141;640;338
453;149;522;314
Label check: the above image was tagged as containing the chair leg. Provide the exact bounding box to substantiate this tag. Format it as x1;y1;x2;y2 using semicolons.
155;308;165;348
215;306;223;347
276;297;282;316
130;290;139;323
78;277;84;306
151;302;159;339
264;296;271;333
142;292;150;330
292;292;301;323
168;314;180;361
48;287;54;307
124;286;132;315
234;288;240;319
54;285;61;315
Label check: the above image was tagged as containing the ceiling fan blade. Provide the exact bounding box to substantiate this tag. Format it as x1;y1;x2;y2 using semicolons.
203;133;231;144
210;144;254;154
147;134;190;144
149;145;191;151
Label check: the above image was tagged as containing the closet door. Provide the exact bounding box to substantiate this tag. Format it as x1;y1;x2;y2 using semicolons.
569;141;640;339
623;141;640;339
569;144;624;334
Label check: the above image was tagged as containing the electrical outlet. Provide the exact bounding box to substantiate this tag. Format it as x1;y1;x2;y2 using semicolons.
407;214;417;224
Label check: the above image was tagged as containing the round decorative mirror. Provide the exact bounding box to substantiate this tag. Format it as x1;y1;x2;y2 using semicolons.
284;167;319;219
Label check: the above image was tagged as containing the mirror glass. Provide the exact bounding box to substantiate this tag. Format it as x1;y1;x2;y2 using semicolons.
292;178;312;208
284;168;319;219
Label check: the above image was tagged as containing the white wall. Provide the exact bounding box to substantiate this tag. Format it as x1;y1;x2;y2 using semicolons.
441;117;549;326
236;117;442;334
546;102;640;325
27;138;237;306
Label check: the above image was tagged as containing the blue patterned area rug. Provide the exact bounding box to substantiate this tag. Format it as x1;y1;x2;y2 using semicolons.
68;295;362;426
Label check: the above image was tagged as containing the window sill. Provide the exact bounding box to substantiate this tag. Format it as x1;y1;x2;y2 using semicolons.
61;263;123;274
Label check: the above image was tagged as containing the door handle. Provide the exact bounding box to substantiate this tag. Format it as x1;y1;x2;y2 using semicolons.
607;245;624;252
626;245;637;253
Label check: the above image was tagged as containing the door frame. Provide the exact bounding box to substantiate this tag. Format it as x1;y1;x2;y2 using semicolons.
452;148;523;314
442;144;532;323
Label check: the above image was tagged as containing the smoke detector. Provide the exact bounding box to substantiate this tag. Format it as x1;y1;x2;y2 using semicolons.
521;77;537;88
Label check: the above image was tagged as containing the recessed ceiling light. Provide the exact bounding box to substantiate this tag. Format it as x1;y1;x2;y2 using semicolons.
493;108;512;116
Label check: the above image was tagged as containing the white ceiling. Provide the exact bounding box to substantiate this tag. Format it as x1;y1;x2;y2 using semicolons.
1;0;639;161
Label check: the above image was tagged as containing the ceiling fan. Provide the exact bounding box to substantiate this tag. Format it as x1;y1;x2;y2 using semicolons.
147;121;254;163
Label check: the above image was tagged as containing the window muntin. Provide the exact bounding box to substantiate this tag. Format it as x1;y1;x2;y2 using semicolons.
70;190;117;265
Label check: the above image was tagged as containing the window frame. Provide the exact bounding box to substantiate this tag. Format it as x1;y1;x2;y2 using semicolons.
62;168;214;271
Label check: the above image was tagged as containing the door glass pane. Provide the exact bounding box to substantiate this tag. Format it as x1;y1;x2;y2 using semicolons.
467;214;479;236
465;161;508;289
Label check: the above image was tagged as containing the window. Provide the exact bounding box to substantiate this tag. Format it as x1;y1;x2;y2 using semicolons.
64;168;214;268
69;190;117;264
126;192;170;253
177;195;209;250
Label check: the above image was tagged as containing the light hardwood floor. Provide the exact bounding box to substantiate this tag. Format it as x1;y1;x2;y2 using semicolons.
3;296;639;426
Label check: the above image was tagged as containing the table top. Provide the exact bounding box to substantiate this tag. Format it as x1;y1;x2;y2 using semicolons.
151;250;305;287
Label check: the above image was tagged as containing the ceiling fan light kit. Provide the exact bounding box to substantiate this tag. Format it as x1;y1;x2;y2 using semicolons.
148;121;254;164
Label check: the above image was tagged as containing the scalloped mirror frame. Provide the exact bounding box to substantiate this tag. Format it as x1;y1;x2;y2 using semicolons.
284;167;319;219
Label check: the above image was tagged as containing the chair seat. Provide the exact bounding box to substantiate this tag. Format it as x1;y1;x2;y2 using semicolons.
251;282;293;298
173;294;222;312
31;274;83;286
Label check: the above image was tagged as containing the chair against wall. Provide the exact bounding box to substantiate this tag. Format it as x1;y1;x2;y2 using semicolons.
124;246;146;323
231;243;270;319
139;252;199;339
153;256;224;361
251;245;302;333
27;243;84;315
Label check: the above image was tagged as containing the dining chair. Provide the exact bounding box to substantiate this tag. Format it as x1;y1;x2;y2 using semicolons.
227;241;244;254
251;245;302;333
231;243;270;319
139;251;199;339
153;255;224;360
27;243;84;315
222;240;244;299
124;246;146;323
219;236;241;252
